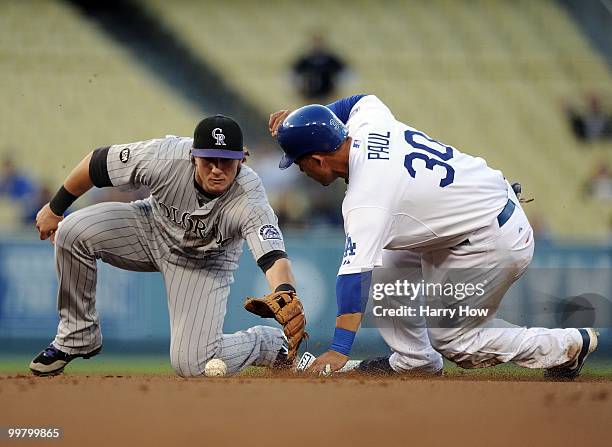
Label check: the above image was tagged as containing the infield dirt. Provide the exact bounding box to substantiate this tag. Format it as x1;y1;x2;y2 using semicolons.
2;374;611;447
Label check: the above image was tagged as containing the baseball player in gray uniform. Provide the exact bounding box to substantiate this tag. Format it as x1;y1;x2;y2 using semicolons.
30;115;305;377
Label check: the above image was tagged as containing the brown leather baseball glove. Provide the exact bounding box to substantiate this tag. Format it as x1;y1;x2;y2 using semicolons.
244;291;307;362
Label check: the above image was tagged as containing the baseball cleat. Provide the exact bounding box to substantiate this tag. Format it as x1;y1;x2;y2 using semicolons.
357;355;443;376
29;344;102;377
544;328;598;381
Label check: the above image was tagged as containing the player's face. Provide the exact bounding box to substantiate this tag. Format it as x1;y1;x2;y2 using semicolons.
296;155;337;186
193;157;241;195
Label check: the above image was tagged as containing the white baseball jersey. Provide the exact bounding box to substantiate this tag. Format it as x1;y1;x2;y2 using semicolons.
338;95;509;275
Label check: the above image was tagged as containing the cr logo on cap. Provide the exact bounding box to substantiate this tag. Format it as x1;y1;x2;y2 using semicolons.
212;128;226;146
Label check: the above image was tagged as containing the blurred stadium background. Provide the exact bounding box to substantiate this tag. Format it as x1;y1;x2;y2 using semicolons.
0;0;611;372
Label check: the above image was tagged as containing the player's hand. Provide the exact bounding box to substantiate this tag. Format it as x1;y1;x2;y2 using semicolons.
268;110;291;138
306;350;348;375
35;203;63;243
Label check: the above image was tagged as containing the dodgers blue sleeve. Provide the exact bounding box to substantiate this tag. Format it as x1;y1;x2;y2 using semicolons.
326;94;367;123
335;271;372;316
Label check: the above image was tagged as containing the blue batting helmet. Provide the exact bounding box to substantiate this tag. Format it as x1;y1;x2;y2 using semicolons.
277;104;349;169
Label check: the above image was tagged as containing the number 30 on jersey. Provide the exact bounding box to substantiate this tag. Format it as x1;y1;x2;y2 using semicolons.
403;130;455;187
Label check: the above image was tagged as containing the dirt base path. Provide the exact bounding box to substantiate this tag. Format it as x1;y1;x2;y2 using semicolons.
1;375;610;447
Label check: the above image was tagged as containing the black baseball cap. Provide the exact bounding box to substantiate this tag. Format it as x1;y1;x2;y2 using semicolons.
192;115;244;159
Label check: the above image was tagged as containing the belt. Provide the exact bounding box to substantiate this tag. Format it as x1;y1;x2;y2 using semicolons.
496;199;516;227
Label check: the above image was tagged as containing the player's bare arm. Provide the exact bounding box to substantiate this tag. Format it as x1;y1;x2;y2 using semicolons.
264;258;296;292
35;152;95;242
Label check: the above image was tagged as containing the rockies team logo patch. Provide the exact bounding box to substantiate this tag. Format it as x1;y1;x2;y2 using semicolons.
258;225;282;241
119;147;130;163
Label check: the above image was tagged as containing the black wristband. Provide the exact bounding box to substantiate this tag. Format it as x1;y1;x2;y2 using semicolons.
49;185;78;216
275;283;296;293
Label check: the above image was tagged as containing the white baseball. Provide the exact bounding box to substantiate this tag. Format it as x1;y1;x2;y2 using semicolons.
204;359;227;377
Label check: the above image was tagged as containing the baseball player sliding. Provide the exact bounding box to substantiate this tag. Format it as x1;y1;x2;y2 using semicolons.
270;94;597;380
30;115;306;377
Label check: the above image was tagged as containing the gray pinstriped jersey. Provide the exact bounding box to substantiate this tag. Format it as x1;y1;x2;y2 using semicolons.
105;136;285;271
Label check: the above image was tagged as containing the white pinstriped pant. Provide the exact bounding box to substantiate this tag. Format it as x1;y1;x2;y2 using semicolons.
51;200;284;377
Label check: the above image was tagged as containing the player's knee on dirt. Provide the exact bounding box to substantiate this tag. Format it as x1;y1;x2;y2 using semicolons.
438;347;484;369
247;325;285;363
429;329;500;369
170;342;221;378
